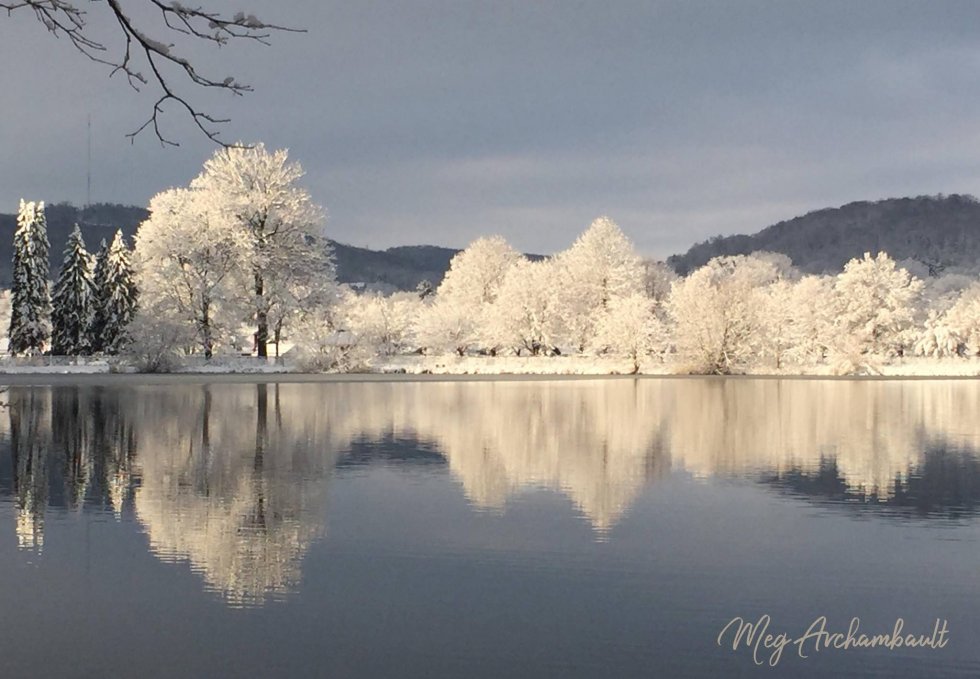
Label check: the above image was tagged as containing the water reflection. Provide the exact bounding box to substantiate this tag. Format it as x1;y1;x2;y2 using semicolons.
1;378;978;606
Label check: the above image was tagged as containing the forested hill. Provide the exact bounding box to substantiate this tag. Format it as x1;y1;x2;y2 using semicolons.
7;194;979;287
0;203;460;290
668;194;980;275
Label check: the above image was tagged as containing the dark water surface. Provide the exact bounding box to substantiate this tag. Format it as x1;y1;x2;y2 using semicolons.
0;378;977;678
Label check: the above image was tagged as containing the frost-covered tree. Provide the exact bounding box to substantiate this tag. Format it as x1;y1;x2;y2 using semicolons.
753;260;807;369
265;239;337;357
642;260;679;304
668;255;782;374
486;259;563;355
754;279;795;369
833;252;923;357
435;236;523;352
87;240;110;350
135;187;244;358
51;225;92;355
416;280;435;300
414;297;477;356
8;200;51;356
783;275;836;365
0;289;11;347
594;293;664;373
438;236;523;306
190;143;327;357
346;291;422;356
914;311;963;358
89;230;139;354
554;217;644;351
916;283;980;357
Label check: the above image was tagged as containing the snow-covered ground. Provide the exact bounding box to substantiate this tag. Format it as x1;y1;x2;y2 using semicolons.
370;354;980;377
1;354;979;377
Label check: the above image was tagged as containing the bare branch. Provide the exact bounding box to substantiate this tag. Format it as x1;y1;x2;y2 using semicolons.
1;0;304;146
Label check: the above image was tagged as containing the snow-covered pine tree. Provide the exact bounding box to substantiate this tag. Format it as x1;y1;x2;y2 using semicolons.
88;239;109;353
8;200;51;355
51;225;93;355
90;230;139;354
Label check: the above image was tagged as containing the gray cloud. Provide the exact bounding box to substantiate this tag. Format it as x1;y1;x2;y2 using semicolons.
3;0;980;258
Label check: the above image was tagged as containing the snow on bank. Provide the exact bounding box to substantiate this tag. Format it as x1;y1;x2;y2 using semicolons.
1;355;979;377
0;364;111;374
371;354;671;376
370;355;980;377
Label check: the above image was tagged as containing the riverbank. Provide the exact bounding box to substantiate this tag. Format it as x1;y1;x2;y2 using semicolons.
0;353;979;381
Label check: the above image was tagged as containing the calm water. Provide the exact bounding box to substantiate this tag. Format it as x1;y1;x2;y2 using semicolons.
0;377;978;678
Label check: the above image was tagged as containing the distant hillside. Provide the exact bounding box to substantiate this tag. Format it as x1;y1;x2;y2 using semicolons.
668;194;980;275
329;241;460;292
0;203;462;290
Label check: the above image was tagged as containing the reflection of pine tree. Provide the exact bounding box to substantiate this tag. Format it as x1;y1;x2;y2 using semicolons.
52;386;91;510
90;387;138;517
9;387;49;551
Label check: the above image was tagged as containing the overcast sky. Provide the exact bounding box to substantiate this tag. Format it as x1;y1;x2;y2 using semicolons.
3;1;980;257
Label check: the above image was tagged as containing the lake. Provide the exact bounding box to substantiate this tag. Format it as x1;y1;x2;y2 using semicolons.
0;377;978;678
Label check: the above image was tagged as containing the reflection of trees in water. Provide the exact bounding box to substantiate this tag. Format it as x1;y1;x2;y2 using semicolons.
660;379;980;505
2;378;980;604
130;383;336;608
301;381;670;531
762;446;980;519
8;388;49;551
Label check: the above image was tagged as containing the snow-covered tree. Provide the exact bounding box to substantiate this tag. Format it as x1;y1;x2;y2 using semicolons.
916;283;980;357
0;289;11;349
135;187;245;358
783;275;836;365
668;254;782;374
913;310;963;358
833;252;923;357
265;239;337;357
190;143;328;357
414;297;477;356
8;200;51;356
438;236;523;306
642;260;679;303
753;260;807;369
88;240;109;351
51;225;92;355
754;279;795;369
485;258;563;355
594;293;665;373
346;291;422;356
290;292;360;371
435;235;523;352
554;217;644;351
89;230;139;354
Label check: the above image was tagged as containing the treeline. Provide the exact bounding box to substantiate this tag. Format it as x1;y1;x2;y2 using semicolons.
313;218;980;374
4;200;138;356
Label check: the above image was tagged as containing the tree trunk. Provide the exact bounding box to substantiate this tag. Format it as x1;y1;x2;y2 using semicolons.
254;271;268;358
201;300;213;360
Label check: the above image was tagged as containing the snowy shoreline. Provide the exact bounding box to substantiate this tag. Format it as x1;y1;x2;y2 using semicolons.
0;354;978;381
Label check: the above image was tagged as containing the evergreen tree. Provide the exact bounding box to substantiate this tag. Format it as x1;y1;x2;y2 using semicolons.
51;225;93;355
88;239;110;353
90;230;139;354
8;200;51;355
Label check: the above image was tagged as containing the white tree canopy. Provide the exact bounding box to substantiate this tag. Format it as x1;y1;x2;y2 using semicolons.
554;216;644;351
190;143;330;358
